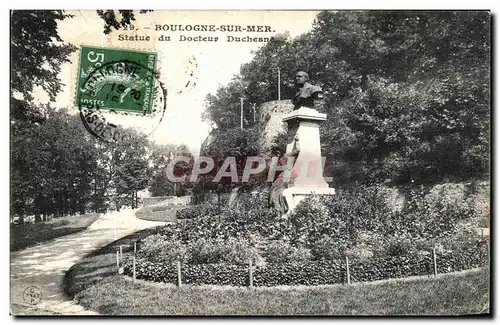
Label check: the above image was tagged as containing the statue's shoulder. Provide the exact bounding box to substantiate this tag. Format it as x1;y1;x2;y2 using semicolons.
302;83;323;97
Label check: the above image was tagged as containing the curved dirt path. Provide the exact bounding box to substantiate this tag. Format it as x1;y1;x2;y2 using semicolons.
10;208;164;315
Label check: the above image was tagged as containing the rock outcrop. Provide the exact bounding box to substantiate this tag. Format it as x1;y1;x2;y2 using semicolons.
257;100;294;154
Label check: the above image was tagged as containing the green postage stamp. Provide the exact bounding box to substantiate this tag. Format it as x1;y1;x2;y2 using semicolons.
76;46;157;114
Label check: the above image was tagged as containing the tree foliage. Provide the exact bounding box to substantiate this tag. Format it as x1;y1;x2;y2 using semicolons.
203;11;490;185
97;10;153;34
10;106;158;218
10;10;76;121
10;10;187;220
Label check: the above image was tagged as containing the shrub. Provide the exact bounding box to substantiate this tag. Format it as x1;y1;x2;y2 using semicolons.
139;234;264;266
397;185;477;239
176;202;219;220
142;182;488;285
187;238;228;264
289;186;393;250
223;236;264;265
310;234;348;261
138;234;188;263
166;192;285;243
219;191;285;239
124;259;345;286
264;239;312;263
187;237;262;265
124;242;488;286
383;231;418;257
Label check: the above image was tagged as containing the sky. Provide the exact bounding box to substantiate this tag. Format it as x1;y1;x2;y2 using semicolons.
33;10;320;153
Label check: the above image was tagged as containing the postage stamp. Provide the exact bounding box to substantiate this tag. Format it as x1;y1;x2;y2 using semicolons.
76;46;157;114
75;46;166;143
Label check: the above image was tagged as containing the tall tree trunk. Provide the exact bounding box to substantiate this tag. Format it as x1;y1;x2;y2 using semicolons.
94;173;98;212
135;190;138;208
217;191;221;214
116;196;121;212
79;199;85;215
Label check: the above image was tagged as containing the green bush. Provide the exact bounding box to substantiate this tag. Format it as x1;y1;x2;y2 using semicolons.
264;239;312;263
140;183;488;286
187;238;228;264
311;234;349;261
289;186;392;253
138;234;188;263
159;191;286;243
176;202;219;220
254;261;344;286
124;241;488;286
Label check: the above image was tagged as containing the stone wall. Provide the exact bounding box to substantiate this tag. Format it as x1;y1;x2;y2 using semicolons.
257;99;294;153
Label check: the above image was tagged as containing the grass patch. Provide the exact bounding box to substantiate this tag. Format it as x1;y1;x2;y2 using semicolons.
10;213;101;252
63;227;162;298
65;227;490;315
72;266;489;315
135;203;185;222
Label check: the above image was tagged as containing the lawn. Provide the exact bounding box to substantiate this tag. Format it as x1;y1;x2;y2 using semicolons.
73;268;489;316
135;202;185;222
64;230;490;316
63;227;160;298
10;213;101;252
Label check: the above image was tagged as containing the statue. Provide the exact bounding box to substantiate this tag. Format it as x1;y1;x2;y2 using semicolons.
268;70;335;215
269;135;300;214
292;71;325;112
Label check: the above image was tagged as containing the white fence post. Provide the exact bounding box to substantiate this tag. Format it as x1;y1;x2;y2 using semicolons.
177;260;182;287
433;248;438;277
249;258;254;288
116;250;120;274
133;241;137;283
346;256;351;285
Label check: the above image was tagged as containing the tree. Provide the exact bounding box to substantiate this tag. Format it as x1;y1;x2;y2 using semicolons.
96;10;152;34
147;143;193;197
202;11;490;186
10;10;181;222
10;11;76;122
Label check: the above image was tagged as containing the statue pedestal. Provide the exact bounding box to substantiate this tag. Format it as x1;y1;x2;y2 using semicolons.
282;107;335;214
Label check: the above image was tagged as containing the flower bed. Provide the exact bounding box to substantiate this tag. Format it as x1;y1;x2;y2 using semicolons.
123;242;488;286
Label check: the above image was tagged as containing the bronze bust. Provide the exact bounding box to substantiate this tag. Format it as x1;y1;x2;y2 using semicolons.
292;71;324;111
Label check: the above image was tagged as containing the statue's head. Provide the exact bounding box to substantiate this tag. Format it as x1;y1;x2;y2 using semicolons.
295;71;309;86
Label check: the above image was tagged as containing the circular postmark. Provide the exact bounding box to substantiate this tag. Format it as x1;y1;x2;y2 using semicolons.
23;286;42;305
77;57;167;143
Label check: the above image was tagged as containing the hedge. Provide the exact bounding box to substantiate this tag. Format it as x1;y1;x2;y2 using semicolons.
176;203;219;220
123;242;488;286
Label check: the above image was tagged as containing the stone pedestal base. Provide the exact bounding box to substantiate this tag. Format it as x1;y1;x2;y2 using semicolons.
281;106;335;216
283;187;336;216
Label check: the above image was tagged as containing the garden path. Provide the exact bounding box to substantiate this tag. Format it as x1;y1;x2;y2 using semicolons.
10;208;164;315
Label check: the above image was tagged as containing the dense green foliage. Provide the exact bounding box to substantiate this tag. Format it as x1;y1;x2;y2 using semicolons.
11;107;152;218
127;183;488;285
176;202;219;220
126;245;487;286
10;10;191;221
11;11;76;121
202;11;490;185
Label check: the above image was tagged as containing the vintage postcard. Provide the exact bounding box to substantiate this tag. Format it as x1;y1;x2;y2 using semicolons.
10;10;490;316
